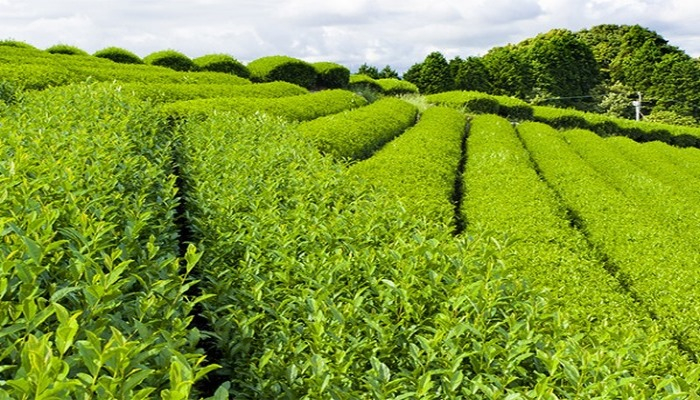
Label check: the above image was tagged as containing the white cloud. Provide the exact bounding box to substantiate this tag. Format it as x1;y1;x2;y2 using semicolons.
0;0;699;73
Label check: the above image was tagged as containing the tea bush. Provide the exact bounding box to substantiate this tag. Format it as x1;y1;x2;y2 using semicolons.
144;49;196;71
93;46;144;64
248;55;317;89
193;54;250;78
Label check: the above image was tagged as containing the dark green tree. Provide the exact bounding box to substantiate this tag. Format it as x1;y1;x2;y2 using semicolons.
417;51;453;94
650;53;700;120
524;29;599;107
379;65;399;79
482;45;533;98
402;62;423;86
452;56;491;92
357;63;380;79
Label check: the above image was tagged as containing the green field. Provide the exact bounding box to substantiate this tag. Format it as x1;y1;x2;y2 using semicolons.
2;44;700;399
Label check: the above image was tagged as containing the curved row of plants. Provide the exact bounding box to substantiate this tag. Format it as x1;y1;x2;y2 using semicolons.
518;122;700;356
162;89;367;121
297;97;418;160
349;106;466;227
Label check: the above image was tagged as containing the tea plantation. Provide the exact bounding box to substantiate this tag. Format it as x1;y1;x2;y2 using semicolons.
1;43;700;399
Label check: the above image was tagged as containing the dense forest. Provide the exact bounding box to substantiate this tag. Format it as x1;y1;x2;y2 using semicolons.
358;24;700;126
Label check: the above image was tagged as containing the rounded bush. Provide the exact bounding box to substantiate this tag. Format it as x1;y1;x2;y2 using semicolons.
376;78;419;95
93;47;144;64
247;55;317;89
0;40;38;50
46;44;89;56
313;62;350;89
193;54;250;78
349;74;383;92
144;50;196;72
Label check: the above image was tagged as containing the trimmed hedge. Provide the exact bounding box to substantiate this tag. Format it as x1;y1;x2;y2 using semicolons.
533;105;700;148
298;97;418;160
46;44;89;56
426;91;534;120
376;78;419;95
193;54;250;78
163;89;367;121
144;49;196;71
93;46;144;64
348;74;383;93
0;40;38;50
426;91;500;115
118;81;306;103
247;55;317;89
313;61;350;89
350;106;465;224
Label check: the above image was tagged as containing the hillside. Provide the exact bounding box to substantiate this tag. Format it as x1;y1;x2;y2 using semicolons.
1;41;700;398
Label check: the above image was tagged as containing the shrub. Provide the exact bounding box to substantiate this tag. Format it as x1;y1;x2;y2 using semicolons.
247;55;317;89
93;46;144;64
46;44;89;56
163;89;366;121
193;54;250;78
144;49;196;71
119;81;306;103
376;78;419;95
313;61;350;89
427;91;500;114
349;74;383;92
298;97;418;160
0;40;38;50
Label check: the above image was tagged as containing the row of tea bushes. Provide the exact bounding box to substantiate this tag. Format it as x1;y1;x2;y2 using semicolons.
350;106;466;226
298;97;418;160
162;89;367;121
0;84;217;398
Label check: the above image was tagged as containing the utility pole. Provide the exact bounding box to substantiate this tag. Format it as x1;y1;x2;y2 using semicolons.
632;92;642;121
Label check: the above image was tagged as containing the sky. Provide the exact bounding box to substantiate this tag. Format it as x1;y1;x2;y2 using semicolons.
2;0;700;73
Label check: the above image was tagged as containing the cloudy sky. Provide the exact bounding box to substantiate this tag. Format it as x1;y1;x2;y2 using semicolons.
1;0;699;72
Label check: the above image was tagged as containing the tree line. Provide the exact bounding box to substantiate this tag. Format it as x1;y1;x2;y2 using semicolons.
357;24;700;125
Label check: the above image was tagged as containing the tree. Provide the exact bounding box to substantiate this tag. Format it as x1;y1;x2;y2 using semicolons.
402;62;423;86
482;45;533;98
524;29;599;107
379;65;399;79
452;56;491;93
357;63;380;79
650;53;700;120
402;53;453;94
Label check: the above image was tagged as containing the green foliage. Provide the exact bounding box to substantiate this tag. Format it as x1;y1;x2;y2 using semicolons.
482;45;533;99
247;55;318;89
426;90;535;120
376;78;418;95
650;53;700;120
144;49;196;72
356;63;380;78
298;97;418;160
0;40;39;50
532;105;700;147
93;46;144;64
193;54;250;78
163;89;366;121
46;44;89;56
524;29;599;107
117;81;305;103
450;56;492;93
313;61;350;89
0;83;217;398
519;122;700;355
350;106;466;225
645;109;698;126
416;51;454;94
426;91;500;115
